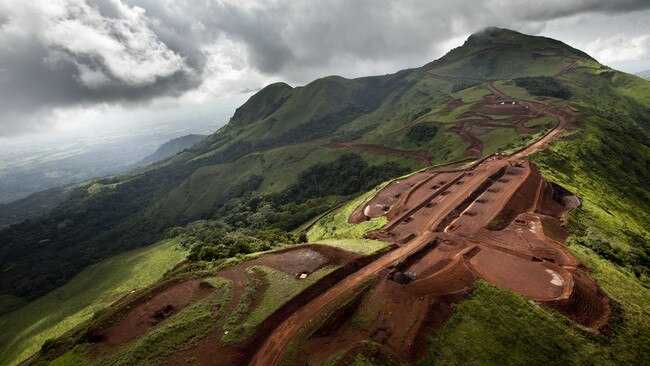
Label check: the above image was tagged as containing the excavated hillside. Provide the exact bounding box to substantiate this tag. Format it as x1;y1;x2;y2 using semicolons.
4;28;650;366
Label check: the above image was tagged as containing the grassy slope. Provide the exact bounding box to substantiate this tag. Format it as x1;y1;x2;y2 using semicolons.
0;239;187;366
9;28;650;365
0;28;584;310
419;279;640;366
220;264;339;346
307;184;389;241
419;46;650;366
150;141;420;223
92;277;232;366
312;239;390;255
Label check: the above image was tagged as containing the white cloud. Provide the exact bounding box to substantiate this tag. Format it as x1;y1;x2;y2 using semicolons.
583;34;650;64
1;0;650;137
28;0;190;88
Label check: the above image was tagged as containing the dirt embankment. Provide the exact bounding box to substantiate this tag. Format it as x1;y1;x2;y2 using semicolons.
247;79;609;365
81;66;608;366
328;141;434;166
87;279;215;357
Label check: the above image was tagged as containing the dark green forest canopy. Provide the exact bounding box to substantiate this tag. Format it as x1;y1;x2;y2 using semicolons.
514;76;571;99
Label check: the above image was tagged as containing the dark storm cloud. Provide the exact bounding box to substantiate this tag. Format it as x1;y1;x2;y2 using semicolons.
1;0;649;136
0;0;201;136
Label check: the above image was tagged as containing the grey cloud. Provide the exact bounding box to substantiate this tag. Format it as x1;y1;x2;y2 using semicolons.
0;0;201;136
1;0;649;137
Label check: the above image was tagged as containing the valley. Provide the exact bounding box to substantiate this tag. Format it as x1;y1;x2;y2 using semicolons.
2;28;649;366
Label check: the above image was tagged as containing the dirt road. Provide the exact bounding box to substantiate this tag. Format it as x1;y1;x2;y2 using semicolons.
249;78;604;366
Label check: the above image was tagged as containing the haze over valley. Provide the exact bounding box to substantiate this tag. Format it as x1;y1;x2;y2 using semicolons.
0;2;648;366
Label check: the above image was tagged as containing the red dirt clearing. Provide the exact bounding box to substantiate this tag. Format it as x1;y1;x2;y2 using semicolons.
469;247;568;300
350;172;434;223
88;279;214;357
83;68;607;366
438;98;465;115
328;141;433;166
248;80;610;366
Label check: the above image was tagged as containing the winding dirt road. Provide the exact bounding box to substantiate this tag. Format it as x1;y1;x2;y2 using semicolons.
249;81;587;366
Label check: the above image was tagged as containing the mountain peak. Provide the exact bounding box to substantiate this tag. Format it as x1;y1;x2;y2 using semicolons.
465;27;522;44
426;27;596;72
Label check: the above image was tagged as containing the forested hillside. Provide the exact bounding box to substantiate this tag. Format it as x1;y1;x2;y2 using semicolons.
1;28;649;366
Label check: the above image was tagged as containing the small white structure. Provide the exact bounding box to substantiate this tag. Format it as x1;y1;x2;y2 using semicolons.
299;272;308;279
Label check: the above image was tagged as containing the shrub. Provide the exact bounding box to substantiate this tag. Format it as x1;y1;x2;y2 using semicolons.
513;76;571;99
406;124;439;144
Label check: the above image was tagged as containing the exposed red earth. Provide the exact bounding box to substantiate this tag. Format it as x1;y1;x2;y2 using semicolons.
80;64;609;365
352;80;555;160
88;279;215;357
84;244;360;364
327;141;434;166
437;98;464;116
249;81;610;366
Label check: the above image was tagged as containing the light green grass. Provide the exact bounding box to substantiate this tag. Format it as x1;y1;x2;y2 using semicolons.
453;85;491;103
222;264;338;345
314;238;390;255
612;72;650;106
523;115;555;128
307;186;388;241
492;80;536;101
475;127;522;155
248;265;338;325
93;277;232;366
420;245;650;366
0;239;187;366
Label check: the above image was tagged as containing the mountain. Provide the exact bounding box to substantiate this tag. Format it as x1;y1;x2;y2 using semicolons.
0;134;208;226
137;134;207;167
638;69;650;80
0;186;71;226
1;28;649;366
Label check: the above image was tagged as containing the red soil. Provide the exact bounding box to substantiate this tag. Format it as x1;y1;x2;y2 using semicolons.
327;141;433;166
438;98;465;116
349;172;434;223
248;80;610;366
89;279;215;357
448;124;484;156
87;68;607;365
469;247;568;300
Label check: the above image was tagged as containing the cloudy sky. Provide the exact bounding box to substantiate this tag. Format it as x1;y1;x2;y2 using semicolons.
1;0;649;139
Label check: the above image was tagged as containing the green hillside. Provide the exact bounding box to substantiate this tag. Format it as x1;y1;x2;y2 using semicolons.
0;27;642;307
137;134;207;167
0;239;186;366
2;27;650;365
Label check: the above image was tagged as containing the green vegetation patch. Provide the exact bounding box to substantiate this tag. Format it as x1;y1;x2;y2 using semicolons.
222;265;338;345
94;277;232;365
307;186;389;241
419;281;605;365
406;124;440;144
474;127;522;155
531;114;650;278
0;239;187;366
513;76;572;99
452;84;491;104
315;238;390;255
